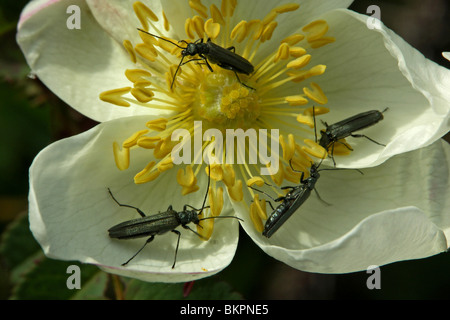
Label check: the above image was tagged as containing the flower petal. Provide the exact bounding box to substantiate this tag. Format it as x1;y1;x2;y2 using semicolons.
17;0;154;122
310;9;450;168
241;139;450;273
29;116;239;282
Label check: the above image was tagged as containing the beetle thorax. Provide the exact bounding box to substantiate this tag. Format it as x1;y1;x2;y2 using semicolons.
178;210;199;225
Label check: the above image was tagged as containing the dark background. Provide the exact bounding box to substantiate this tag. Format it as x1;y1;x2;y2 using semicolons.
0;0;449;299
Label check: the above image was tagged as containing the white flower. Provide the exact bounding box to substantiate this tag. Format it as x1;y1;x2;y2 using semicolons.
19;0;450;282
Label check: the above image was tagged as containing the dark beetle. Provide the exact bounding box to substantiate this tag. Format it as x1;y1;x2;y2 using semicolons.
108;168;241;268
261;162;321;238
137;28;254;89
318;108;388;165
254;160;362;238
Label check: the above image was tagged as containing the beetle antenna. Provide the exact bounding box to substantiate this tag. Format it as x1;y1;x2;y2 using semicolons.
199;216;244;222
171;55;185;89
313;105;318;143
137;28;186;49
198;165;211;215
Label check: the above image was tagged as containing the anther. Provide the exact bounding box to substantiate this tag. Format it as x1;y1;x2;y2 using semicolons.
131;87;154;103
285;95;308;106
135;43;158;62
125;69;152;83
123;40;137;63
247;176;264;187
189;0;208;19
272;3;300;14
210;4;225;25
302;139;327;159
227;179;243;201
122;129;149;148
99;87;132;107
281;33;305;46
113;142;130;171
205;18;220;39
303;82;328;104
221;0;237;18
146;118;168;131
222;164;236;187
287;54;311;69
134;161;160;184
133;1;158;30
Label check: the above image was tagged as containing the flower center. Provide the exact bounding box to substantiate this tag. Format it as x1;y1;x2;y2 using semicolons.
100;0;341;236
193;72;260;131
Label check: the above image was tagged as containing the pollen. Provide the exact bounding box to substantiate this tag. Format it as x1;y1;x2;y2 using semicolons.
100;1;343;238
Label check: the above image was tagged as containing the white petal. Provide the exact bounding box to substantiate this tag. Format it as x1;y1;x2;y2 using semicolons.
311;9;450;168
17;1;155;122
264;207;447;273
443;52;450;62
242;139;450;273
29;116;239;282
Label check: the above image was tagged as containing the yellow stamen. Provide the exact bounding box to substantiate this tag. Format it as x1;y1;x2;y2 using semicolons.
122;129;149;148
125;69;152;83
210;4;225;25
288;64;327;83
192;15;205;38
204;18;221;39
99;87;131;107
157;157;174;172
136;136;157;149
209;186;224;217
280;134;295;161
134;161;160;184
207;164;224;181
252;193;268;220
302;20;329;42
221;0;237;18
222;164;236;187
289;47;307;57
247;176;264;187
287;54;311;69
284;165;303;183
162;10;170;31
184;18;195;39
123;40;137;63
260;21;277;42
131;87;154;103
303;82;328;105
189;0;208;19
146;118;168;131
273;43;290;63
297;106;330;128
231;20;248;43
261;11;277;26
228;179;243;201
181;183;200;196
177;165;196;187
133;1;158;31
269;160;284;186
135;43;158;62
286;95;309;106
113;142;130;171
302;139;327;159
273;3;300;14
281;33;305;46
250;194;266;232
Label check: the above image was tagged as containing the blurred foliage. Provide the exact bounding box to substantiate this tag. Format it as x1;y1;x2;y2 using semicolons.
0;0;449;300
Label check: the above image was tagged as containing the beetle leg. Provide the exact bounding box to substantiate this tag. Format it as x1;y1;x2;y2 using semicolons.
313;188;331;206
171;230;181;269
350;134;386;146
121;235;155;266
